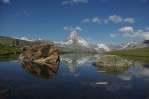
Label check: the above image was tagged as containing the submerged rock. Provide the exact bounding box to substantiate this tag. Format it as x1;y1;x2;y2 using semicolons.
19;44;60;64
93;55;134;67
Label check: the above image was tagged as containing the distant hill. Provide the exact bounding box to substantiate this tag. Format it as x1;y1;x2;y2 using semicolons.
108;40;149;51
0;36;52;46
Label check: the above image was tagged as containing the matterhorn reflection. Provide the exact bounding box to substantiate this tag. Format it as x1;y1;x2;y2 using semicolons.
60;54;99;73
20;61;59;79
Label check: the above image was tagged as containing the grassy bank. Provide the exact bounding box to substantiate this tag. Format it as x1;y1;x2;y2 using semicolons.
104;47;149;63
59;50;74;54
0;44;22;61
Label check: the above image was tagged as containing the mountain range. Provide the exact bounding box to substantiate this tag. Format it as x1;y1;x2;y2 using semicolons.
0;32;149;52
54;30;149;52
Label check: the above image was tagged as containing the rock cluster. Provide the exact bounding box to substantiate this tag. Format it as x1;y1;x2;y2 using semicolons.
19;44;59;64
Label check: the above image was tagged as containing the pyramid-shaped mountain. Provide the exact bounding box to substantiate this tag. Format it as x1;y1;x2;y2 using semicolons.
54;30;96;52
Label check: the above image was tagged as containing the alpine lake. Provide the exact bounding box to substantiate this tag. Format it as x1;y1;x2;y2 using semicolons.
0;54;149;99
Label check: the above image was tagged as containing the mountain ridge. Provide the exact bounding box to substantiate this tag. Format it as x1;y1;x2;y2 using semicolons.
0;34;149;52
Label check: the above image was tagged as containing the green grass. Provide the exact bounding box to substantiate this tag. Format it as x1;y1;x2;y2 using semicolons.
59;50;74;54
0;45;22;54
83;51;98;54
104;47;149;63
0;44;23;61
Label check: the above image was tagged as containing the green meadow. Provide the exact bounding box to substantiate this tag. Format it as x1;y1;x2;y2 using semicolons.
104;47;149;64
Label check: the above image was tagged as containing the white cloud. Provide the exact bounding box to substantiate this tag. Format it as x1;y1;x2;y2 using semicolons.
117;26;149;40
92;17;102;24
145;27;149;30
118;27;134;33
75;26;83;31
124;18;135;23
135;30;149;40
1;0;11;4
82;15;135;24
82;18;90;23
109;34;118;38
64;26;83;31
62;0;88;5
64;26;69;30
108;15;123;23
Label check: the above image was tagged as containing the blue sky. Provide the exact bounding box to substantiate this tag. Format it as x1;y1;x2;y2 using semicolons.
0;0;149;44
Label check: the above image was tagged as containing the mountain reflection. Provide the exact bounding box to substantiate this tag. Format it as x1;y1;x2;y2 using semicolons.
20;61;59;79
60;54;99;73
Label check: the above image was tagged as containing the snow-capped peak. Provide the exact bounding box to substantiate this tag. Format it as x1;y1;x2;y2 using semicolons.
69;29;78;40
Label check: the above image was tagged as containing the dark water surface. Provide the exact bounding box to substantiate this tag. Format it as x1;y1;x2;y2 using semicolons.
0;54;149;99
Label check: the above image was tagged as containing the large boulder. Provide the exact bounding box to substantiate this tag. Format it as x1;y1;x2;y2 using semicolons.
93;55;134;66
19;44;59;64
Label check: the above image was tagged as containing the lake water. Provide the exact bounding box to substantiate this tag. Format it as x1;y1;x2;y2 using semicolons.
0;54;149;99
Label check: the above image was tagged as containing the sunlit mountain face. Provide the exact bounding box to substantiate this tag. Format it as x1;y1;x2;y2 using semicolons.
54;29;109;52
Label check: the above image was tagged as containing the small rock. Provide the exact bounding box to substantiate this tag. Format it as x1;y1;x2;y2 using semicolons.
95;82;108;85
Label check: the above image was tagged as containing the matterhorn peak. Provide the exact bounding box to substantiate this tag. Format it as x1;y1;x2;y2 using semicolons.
69;29;78;40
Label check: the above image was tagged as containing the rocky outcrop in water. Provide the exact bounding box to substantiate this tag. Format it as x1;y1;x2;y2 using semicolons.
93;55;134;66
19;44;59;64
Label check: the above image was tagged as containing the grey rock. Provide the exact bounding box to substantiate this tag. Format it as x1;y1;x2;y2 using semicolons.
93;55;134;66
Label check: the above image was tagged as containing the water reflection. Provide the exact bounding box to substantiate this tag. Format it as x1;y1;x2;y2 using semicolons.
118;62;149;81
94;65;131;75
0;54;149;99
60;54;99;73
20;61;59;79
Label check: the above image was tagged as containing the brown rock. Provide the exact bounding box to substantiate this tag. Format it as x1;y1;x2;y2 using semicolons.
19;44;60;64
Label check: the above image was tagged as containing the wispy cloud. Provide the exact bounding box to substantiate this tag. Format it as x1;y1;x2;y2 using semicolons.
92;17;102;24
107;15;135;24
12;10;29;16
82;15;136;24
75;26;83;31
62;0;89;5
64;26;83;31
1;0;11;4
109;34;118;38
81;18;90;23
